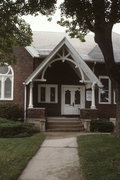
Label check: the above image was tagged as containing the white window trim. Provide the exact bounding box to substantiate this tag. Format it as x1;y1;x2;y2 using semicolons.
38;84;58;103
99;76;111;104
114;90;116;104
0;65;14;100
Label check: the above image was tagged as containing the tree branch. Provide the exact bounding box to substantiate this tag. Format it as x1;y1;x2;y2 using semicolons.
92;0;105;30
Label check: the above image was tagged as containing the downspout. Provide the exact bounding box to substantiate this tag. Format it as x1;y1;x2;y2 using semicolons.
23;83;27;122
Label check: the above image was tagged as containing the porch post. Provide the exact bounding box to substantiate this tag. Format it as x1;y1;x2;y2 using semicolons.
23;83;27;121
91;82;96;109
28;82;33;108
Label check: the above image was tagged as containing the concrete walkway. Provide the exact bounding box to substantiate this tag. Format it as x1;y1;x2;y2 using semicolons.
19;134;81;180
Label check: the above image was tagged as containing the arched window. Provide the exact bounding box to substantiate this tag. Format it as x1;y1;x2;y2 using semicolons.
0;65;14;100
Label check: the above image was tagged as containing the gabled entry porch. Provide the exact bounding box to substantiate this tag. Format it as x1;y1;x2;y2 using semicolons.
24;37;102;131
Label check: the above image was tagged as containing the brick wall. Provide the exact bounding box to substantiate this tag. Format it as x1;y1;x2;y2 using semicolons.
80;109;98;119
27;108;45;118
0;47;34;108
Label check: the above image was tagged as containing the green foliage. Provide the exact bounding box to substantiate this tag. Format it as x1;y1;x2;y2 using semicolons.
0;133;45;180
0;118;34;137
90;119;114;132
59;0;120;35
0;0;57;64
0;17;33;64
0;103;23;121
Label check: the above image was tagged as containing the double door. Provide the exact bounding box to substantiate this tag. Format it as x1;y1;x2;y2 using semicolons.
61;86;85;115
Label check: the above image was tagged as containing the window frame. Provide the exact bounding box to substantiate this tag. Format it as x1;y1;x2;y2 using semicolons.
114;90;116;104
0;65;14;100
99;76;111;104
38;84;58;103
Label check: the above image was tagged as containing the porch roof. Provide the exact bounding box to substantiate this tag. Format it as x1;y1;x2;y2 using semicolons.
24;37;103;87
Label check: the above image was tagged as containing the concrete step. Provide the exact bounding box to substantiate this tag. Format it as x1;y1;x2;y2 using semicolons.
47;121;81;124
47;118;80;123
47;127;84;132
46;117;84;132
47;117;80;120
47;120;80;123
47;124;83;128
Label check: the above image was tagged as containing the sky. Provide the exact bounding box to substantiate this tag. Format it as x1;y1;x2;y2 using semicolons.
23;0;120;34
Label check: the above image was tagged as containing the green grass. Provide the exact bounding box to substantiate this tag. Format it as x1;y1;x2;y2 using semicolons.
0;133;45;180
77;134;120;180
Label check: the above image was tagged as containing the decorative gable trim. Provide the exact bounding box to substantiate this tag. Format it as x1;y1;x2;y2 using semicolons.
25;37;102;87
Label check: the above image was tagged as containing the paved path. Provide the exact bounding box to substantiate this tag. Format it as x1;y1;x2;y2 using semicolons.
19;135;81;180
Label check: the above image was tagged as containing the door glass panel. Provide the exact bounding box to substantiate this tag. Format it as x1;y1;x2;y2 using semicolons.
5;78;12;98
65;90;71;104
40;87;46;102
75;90;80;104
50;87;55;102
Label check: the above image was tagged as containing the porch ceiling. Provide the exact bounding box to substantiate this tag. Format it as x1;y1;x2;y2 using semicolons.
25;37;102;88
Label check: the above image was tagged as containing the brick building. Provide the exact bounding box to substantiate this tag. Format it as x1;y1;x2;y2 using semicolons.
0;32;119;131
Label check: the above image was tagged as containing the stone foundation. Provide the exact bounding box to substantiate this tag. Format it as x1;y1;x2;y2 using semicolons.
80;108;98;132
27;118;46;132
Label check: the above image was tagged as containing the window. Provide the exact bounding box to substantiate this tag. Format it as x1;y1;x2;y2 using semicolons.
38;84;58;103
99;76;111;104
0;65;14;100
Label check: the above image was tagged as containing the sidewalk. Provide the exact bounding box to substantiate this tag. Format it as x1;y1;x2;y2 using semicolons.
19;134;81;180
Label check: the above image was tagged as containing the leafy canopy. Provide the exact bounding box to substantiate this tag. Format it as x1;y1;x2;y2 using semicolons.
1;0;120;62
58;0;120;40
0;0;56;63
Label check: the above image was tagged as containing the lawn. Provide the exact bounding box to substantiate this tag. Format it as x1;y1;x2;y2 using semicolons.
0;133;45;180
77;134;120;180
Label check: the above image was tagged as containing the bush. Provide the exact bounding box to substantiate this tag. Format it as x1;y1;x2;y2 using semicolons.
0;118;34;138
0;103;23;121
90;119;114;132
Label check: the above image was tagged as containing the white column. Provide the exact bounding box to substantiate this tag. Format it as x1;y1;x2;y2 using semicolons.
28;82;33;108
23;84;27;121
91;82;96;109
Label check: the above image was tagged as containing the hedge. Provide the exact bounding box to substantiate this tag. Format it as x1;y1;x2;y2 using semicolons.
90;119;114;132
0;103;23;121
0;118;34;138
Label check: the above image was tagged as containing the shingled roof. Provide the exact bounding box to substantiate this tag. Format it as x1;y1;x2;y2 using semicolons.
26;31;120;63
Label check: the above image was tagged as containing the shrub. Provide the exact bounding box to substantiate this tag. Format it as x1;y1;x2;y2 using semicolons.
90;119;114;132
0;103;23;121
0;118;34;138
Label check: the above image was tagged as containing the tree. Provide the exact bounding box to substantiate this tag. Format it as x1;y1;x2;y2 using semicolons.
57;0;120;136
0;0;56;63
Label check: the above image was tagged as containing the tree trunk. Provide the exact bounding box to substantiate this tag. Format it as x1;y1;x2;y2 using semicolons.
94;26;120;136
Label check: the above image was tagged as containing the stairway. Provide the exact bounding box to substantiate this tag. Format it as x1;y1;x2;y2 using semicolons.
46;117;84;132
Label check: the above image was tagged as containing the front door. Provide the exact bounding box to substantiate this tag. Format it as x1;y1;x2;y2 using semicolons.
61;85;85;115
